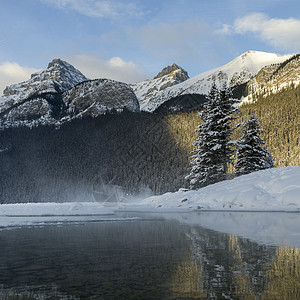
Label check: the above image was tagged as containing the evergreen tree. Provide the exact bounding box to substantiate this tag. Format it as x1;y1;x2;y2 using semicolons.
218;83;240;173
185;82;238;189
235;114;274;176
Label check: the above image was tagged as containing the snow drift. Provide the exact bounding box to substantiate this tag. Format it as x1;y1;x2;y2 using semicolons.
131;166;300;211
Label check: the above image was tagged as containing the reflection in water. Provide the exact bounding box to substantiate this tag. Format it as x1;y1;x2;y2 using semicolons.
263;247;300;300
229;234;243;269
0;215;299;299
228;234;256;299
0;221;190;300
170;254;206;299
224;237;300;300
187;226;274;299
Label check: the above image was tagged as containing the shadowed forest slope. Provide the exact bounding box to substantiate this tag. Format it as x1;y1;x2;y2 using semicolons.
0;112;189;203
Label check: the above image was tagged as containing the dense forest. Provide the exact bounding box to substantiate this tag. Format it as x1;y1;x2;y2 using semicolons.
240;84;300;166
170;83;300;169
0;84;299;203
0;112;190;203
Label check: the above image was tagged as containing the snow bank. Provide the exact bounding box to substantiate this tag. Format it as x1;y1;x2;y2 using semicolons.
128;166;300;212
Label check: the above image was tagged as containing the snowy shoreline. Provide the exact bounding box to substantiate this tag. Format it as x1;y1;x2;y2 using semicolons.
122;166;300;212
0;166;299;228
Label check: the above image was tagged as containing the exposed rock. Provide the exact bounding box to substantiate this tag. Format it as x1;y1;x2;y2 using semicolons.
154;63;189;81
0;51;297;127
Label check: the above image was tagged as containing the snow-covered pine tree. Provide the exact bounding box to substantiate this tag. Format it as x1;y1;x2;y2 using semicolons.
235;114;274;176
185;82;238;189
185;83;221;189
218;83;240;174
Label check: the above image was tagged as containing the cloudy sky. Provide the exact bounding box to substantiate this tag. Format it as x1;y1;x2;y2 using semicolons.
0;0;300;93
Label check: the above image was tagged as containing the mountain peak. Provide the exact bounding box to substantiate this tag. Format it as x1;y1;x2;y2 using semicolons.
130;63;189;108
47;57;65;68
46;58;80;74
136;51;293;112
39;58;89;92
154;63;189;80
3;58;88;99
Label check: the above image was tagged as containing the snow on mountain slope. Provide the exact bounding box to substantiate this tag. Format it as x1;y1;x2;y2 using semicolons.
140;51;292;112
130;63;189;109
0;51;294;126
0;58;88;109
0;59;139;128
62;79;140;120
243;54;300;103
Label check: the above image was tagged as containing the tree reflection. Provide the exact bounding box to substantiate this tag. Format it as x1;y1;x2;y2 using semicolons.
262;247;300;299
185;227;300;299
170;252;206;299
228;234;256;299
224;234;300;299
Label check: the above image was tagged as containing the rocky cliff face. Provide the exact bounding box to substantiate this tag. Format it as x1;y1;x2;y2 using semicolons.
130;63;189;110
0;59;139;128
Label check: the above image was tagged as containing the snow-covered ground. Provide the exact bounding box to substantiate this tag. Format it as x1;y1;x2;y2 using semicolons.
0;166;299;229
122;166;300;212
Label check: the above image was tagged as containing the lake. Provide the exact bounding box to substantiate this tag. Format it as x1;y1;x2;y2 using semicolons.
0;212;299;299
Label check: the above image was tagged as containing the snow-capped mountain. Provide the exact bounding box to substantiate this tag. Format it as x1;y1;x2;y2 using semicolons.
0;59;139;128
1;58;88;106
138;51;292;112
0;51;296;128
130;63;189;110
244;54;300;103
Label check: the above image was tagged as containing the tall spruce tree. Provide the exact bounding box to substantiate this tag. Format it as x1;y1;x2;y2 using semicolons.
235;114;274;176
185;82;238;189
218;83;240;174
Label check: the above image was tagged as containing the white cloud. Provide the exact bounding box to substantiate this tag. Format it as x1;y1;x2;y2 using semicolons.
0;62;38;95
215;24;233;35
41;0;142;18
63;55;149;83
234;13;268;34
221;13;300;51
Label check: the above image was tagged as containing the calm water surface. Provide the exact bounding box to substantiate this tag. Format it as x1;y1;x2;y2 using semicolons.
0;213;299;299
